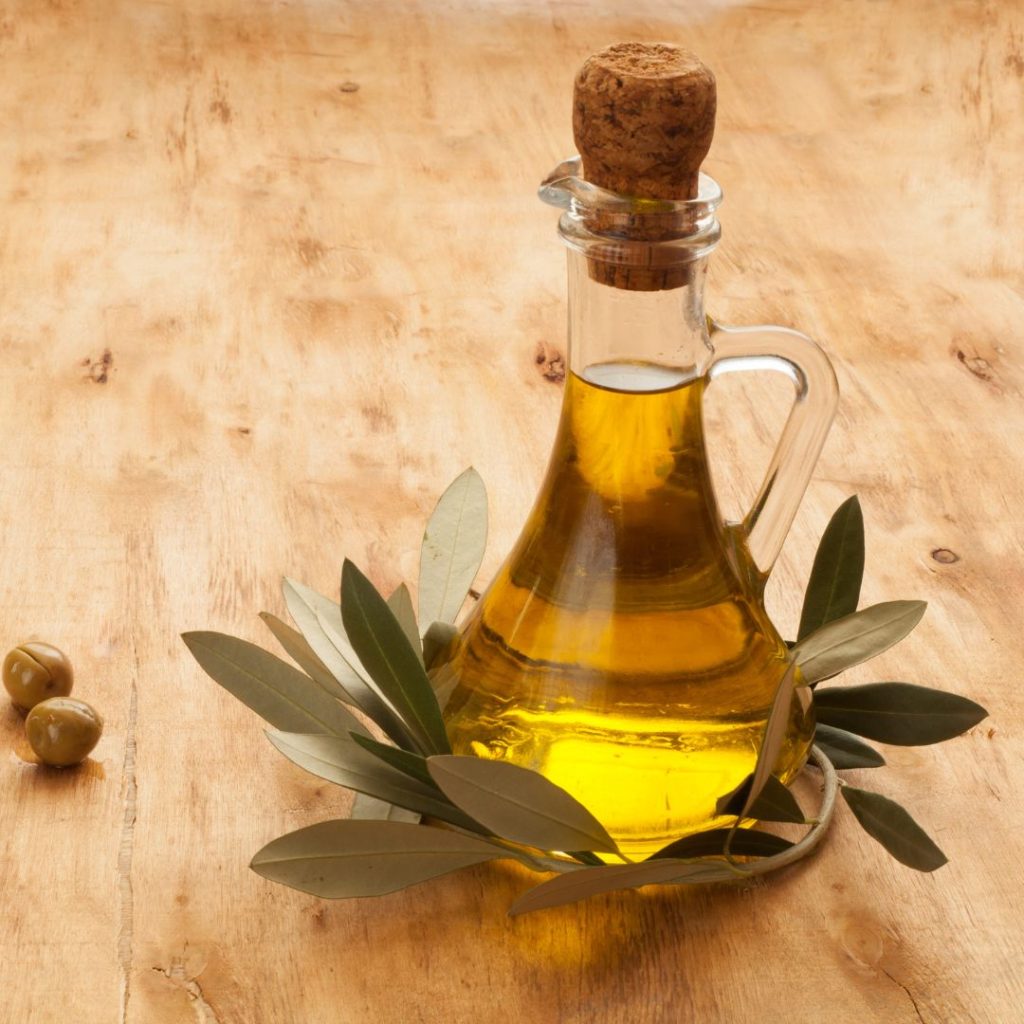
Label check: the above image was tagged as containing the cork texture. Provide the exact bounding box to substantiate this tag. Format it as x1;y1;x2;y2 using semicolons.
570;43;716;290
573;42;716;201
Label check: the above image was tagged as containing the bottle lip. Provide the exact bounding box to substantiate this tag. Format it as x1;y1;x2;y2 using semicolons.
538;155;723;219
540;157;722;275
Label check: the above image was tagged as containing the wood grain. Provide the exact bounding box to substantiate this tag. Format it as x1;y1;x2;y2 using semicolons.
1;1;1022;1021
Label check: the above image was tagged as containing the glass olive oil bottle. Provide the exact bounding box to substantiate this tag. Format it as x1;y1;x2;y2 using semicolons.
442;44;837;857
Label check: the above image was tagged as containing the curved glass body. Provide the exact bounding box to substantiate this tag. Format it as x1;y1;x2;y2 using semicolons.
442;159;838;858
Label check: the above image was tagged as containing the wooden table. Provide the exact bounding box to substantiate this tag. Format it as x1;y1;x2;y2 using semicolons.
2;1;1021;1021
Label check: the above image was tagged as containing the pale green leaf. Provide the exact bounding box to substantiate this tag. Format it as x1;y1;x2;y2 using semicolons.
182;632;368;738
387;584;423;665
351;733;436;788
427;754;619;855
259;611;353;703
341;560;451;755
508;860;732;915
418;468;488;626
794;601;927;683
841;786;948;871
283;576;414;749
422;620;458;670
350;794;421;824
312;603;415;749
427;661;460;713
798;496;864;640
251;820;511;898
282;578;382;713
749;661;798;806
815;682;988;745
266;731;475;830
716;660;798;857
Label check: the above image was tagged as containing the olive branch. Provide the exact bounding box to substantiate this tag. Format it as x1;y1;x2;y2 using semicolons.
182;472;987;915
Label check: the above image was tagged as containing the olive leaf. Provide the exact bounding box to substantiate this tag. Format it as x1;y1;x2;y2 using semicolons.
349;794;421;824
251;820;513;898
191;466;981;905
798;496;864;640
351;732;437;788
266;731;476;831
312;603;415;750
716;778;752;817
815;682;988;746
284;576;416;750
841;786;947;871
418;467;488;627
182;632;369;738
282;578;383;714
718;774;805;824
650;829;794;860
747;775;805;823
793;601;927;684
427;754;620;855
717;660;799;829
569;850;605;866
422;620;458;671
341;560;451;755
508;860;734;916
814;724;886;769
259;611;353;703
387;584;423;666
427;661;461;712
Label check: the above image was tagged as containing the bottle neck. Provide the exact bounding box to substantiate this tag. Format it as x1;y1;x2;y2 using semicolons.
565;249;713;385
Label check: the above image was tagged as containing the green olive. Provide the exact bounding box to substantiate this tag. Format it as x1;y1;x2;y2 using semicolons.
2;643;74;712
25;697;102;767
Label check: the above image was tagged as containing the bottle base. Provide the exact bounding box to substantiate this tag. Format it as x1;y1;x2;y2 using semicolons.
451;701;813;860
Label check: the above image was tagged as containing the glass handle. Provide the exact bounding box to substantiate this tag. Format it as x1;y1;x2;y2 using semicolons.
707;318;839;575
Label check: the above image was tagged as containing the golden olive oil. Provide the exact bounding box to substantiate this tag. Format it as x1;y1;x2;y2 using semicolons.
443;362;813;858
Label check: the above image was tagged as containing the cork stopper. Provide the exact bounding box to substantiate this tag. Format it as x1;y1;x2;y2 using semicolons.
572;43;717;289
